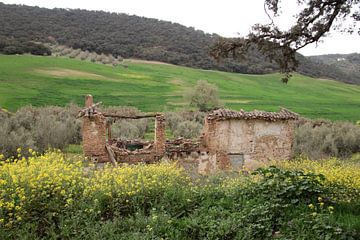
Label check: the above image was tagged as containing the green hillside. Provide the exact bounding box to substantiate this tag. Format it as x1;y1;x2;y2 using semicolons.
1;55;359;121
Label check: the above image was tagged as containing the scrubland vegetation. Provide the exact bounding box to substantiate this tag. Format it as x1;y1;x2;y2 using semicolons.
294;119;360;159
1;105;360;160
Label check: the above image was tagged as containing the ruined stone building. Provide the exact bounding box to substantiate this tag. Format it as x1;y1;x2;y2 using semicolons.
201;109;299;172
79;95;299;174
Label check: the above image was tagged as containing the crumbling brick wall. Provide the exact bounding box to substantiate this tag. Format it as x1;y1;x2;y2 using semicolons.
80;95;298;175
82;95;108;162
154;115;166;156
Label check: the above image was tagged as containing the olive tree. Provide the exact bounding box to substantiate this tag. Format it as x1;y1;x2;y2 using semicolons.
186;80;221;111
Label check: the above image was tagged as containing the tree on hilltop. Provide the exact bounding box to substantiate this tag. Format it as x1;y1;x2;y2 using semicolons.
186;80;221;112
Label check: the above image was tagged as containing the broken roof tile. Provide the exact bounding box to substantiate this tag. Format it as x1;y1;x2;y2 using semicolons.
207;108;299;121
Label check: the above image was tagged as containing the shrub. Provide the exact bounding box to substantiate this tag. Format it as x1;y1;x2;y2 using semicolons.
294;120;360;159
271;158;360;201
111;119;148;140
173;120;202;139
69;49;81;58
165;111;205;139
60;47;73;56
165;112;183;132
78;51;89;60
100;106;149;140
251;166;326;204
185;80;221;111
0;105;81;158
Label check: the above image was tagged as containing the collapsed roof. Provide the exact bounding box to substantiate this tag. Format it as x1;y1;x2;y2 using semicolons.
207;108;299;121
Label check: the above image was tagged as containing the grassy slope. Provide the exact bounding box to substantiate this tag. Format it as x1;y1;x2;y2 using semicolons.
0;54;359;121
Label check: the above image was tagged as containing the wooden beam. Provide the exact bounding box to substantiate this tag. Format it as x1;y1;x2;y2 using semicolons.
76;102;102;118
103;113;161;119
105;144;117;167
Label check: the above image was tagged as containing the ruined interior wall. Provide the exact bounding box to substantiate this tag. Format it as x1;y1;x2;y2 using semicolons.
113;152;158;164
251;120;295;161
203;119;295;171
83;114;108;163
201;118;232;172
154;115;166;155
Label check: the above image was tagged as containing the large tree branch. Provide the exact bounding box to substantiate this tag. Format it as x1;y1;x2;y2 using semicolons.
211;0;359;83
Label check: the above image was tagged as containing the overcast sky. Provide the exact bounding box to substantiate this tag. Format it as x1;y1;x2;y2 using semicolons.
2;0;359;56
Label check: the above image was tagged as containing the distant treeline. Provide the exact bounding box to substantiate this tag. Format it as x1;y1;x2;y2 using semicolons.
0;36;51;55
0;3;359;84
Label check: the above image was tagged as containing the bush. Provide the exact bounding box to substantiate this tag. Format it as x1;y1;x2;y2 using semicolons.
111;119;148;140
294;120;360;159
165;112;183;132
69;49;81;58
173;120;202;139
100;106;149;140
185;80;221;111
0;105;81;158
165;111;205;139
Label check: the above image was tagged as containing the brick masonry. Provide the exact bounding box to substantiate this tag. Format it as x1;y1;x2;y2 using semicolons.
154;115;166;156
82;95;108;163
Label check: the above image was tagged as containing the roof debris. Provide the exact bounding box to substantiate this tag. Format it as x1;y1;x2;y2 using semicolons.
207;108;299;121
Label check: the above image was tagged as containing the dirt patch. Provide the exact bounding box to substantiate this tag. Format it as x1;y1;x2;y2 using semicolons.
35;68;108;79
223;99;251;104
167;101;187;106
170;79;185;86
125;59;172;66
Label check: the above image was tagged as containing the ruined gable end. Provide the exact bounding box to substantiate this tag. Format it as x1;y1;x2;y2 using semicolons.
202;108;299;171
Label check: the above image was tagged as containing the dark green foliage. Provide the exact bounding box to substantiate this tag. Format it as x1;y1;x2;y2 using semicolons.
0;36;51;55
251;166;326;204
307;53;360;84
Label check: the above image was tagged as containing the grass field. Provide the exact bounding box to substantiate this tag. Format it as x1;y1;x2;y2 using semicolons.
0;54;359;121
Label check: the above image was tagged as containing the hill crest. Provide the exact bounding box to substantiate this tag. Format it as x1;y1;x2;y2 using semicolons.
0;2;359;84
